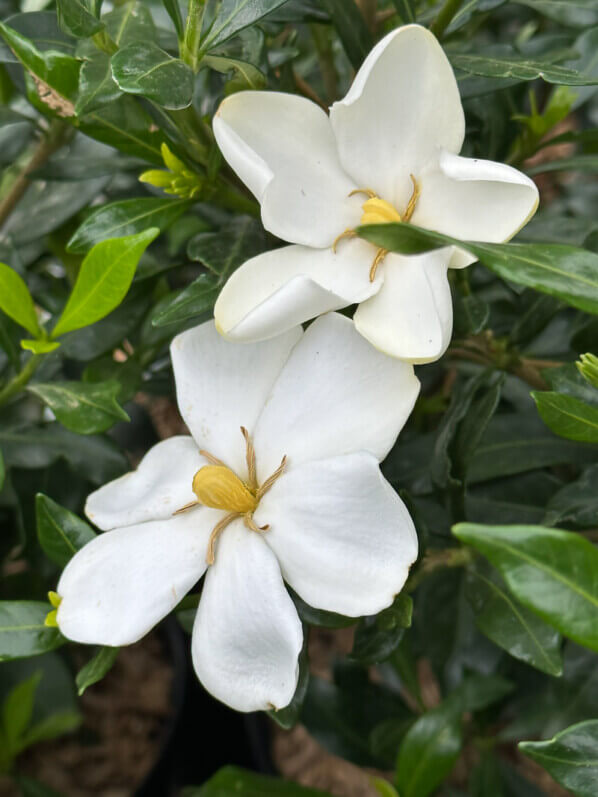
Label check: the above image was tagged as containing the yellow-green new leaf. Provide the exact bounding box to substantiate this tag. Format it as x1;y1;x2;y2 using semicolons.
52;229;159;337
533;391;598;444
0;263;42;337
20;339;60;353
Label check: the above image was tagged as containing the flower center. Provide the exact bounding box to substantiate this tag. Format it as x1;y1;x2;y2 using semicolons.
333;175;420;281
174;427;286;565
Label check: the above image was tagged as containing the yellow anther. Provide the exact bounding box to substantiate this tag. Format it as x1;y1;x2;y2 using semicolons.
48;591;62;608
360;197;402;225
192;465;257;514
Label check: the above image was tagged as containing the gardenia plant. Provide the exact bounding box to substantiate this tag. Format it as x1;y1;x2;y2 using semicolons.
213;24;539;363
51;313;419;712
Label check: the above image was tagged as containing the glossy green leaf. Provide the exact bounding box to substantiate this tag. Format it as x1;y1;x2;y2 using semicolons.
187;217;267;278
56;0;104;38
0;263;41;337
532;392;598;444
454;524;598;652
318;0;372;69
396;703;463;797
0;21;80;102
465;564;563;676
545;465;598;528
520;720;598;796
351;593;413;665
103;1;156;45
2;672;40;754
53;229;159;337
451;53;598;85
185;766;333;796
36;493;96;568
202;54;266;90
152;274;219;327
292;590;355;629
111;41;194;109
76;646;119;695
76;53;122;116
358;223;598;316
78;96;165;163
20;339;60;353
447;673;514;713
29;380;129;434
0;602;64;661
68;198;189;253
198;0;290;56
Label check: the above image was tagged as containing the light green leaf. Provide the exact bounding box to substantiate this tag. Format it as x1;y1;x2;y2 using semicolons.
53;229;159;337
20;339;60;353
0;602;64;661
184;765;333;795
520;720;598;796
451;52;598;86
358;222;598;316
111;41;194;110
29;380;129;435
67;198;189;253
465;564;563;676
23;710;81;746
453;524;598;652
532;392;598;444
396;703;463;797
198;0;290;56
2;672;41;754
0;263;41;337
76;646;119;695
56;0;104;38
35;493;96;567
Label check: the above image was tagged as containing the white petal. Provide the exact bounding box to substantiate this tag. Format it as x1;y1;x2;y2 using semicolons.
354;249;453;364
85;436;203;530
413;150;540;267
253;313;419;477
57;509;217;645
214;91;359;247
255;452;417;616
214;239;381;342
170;321;301;476
191;520;303;712
330;25;464;211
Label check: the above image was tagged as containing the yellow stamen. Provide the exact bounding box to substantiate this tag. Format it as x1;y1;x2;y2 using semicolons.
256;455;287;501
240;426;257;490
332;228;357;253
48;591;62;608
206;512;238;566
369;248;389;282
192;465;257;514
403;174;420;223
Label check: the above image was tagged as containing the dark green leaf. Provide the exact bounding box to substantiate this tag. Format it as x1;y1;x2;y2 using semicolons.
0;602;64;661
35;493;96;567
76;646;119;695
453;293;490;336
359;223;598;317
512;0;598;27
198;0;290;56
111;41;194;110
451;53;598;85
15;776;65;797
527;155;598;176
56;0;104;38
391;0;415;23
447;673;514;713
0;263;42;337
454;524;598;652
396;703;462;797
68;198;189;253
351;593;412;665
202;54;266;90
53;229;159;337
187;217;267;279
292;590;355;628
152;274;219;327
23;710;81;746
545;465;598;528
532;392;598;444
28;381;129;435
544;364;598;408
465;563;563;676
520;720;598;796
184;766;333;796
78;96;165;163
76;53;122;116
318;0;372;70
1;672;41;753
162;0;184;40
103;1;156;46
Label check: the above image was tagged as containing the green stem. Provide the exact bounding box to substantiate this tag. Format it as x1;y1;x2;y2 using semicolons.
181;0;205;72
310;24;338;103
0;355;41;409
430;0;465;39
406;546;473;592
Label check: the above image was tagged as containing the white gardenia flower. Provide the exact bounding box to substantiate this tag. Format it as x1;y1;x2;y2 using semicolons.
52;313;420;712
212;24;539;363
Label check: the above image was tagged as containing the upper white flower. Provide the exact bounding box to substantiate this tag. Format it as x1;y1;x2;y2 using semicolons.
212;24;539;363
53;313;419;712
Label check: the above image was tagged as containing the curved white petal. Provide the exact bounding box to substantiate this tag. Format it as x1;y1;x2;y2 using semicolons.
214;239;381;342
171;321;301;476
413;150;540;267
57;509;217;645
253;313;420;478
354;249;453;364
191;520;303;712
85;436;203;530
214;91;359;247
330;25;464;211
256;452;417;616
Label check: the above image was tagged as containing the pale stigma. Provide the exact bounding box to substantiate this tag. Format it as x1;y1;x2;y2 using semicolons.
192;465;257;514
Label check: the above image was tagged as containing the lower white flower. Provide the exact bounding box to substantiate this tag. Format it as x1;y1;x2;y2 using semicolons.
212;24;539;363
52;313;420;712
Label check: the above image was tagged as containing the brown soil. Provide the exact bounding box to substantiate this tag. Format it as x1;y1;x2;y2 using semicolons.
15;633;173;797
